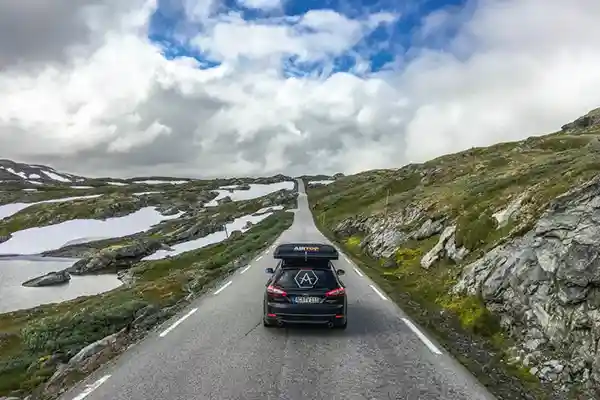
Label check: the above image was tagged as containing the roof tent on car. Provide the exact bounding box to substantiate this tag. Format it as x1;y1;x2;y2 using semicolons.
273;243;339;261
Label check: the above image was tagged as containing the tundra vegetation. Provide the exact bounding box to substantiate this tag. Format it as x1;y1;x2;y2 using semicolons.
307;108;600;400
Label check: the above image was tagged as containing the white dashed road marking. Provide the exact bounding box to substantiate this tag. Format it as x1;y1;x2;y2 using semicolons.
256;255;263;261
369;284;388;300
214;280;233;295
159;308;198;338
73;375;111;400
240;265;251;274
402;317;442;355
353;267;363;277
344;256;350;263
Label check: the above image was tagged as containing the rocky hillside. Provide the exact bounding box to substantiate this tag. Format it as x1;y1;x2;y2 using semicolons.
0;165;297;399
306;107;600;400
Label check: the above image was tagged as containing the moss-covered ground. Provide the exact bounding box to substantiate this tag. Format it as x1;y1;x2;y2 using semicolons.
305;125;600;399
0;210;293;397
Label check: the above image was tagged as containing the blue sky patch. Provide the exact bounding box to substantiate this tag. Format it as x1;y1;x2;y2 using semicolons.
149;0;470;77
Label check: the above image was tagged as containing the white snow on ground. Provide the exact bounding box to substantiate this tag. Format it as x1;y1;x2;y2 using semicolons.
5;167;27;179
107;181;128;186
41;170;71;182
28;173;41;179
0;194;103;220
254;205;284;215
132;191;161;196
309;180;334;185
142;211;274;261
0;207;183;255
28;180;43;185
22;189;37;192
133;180;189;185
61;236;113;247
71;186;94;189
205;181;294;206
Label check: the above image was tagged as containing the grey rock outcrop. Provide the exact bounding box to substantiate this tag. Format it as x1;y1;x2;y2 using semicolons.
22;270;71;287
453;175;600;389
421;225;468;269
561;108;600;133
65;240;165;274
333;205;427;259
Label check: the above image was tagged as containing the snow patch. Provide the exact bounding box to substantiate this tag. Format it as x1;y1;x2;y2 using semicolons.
107;181;128;186
206;181;294;206
254;205;284;215
28;180;44;185
41;170;71;182
0;207;183;255
133;180;189;185
5;167;27;179
28;173;41;179
71;186;94;189
132;191;161;196
142;211;273;261
309;180;334;185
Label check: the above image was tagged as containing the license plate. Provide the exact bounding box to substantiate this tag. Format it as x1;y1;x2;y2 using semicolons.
294;296;321;304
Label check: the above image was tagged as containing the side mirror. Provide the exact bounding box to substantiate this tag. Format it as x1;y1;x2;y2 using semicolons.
265;268;274;274
336;269;345;275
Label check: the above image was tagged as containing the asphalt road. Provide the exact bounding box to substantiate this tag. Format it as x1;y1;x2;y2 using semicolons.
60;180;496;400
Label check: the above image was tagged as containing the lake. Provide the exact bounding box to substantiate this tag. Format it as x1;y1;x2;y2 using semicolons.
0;256;122;313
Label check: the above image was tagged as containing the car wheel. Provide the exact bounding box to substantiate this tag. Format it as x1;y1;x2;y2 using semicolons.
335;320;347;330
263;317;275;327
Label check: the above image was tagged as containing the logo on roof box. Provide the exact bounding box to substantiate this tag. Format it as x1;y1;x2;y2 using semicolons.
294;270;319;288
293;246;319;251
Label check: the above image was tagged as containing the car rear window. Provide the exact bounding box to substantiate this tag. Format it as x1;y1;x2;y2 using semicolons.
273;268;339;289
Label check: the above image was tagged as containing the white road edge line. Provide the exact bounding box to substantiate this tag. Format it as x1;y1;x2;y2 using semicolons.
257;255;263;261
353;267;363;277
159;308;198;338
401;317;443;355
240;265;251;274
368;284;388;300
214;280;233;295
72;374;111;400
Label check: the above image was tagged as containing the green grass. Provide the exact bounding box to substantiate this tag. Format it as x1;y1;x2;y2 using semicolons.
0;211;293;397
315;219;548;398
300;127;600;398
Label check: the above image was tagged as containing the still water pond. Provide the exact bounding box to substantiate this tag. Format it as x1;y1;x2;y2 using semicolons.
0;256;122;313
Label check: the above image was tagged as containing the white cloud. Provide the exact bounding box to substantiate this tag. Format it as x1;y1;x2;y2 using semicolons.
237;0;282;11
0;0;599;178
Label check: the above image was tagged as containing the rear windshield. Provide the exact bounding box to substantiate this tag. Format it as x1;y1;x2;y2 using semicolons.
273;268;339;289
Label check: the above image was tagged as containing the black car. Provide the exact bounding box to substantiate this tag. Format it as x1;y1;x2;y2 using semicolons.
263;243;347;329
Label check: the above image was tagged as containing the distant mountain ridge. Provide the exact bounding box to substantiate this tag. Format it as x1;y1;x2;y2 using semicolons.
0;159;299;188
0;159;87;185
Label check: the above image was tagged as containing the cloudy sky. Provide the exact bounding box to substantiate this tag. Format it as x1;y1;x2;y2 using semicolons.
0;0;599;178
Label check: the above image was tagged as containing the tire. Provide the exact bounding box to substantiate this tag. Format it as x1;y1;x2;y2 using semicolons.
263;317;275;327
335;320;347;330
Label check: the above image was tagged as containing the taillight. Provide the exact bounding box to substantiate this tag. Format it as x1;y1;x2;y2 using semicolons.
267;285;287;296
325;287;345;297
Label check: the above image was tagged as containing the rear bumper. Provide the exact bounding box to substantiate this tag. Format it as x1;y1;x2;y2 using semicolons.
265;302;346;325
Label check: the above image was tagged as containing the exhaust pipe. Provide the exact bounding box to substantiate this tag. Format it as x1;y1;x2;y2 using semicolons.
327;321;334;328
